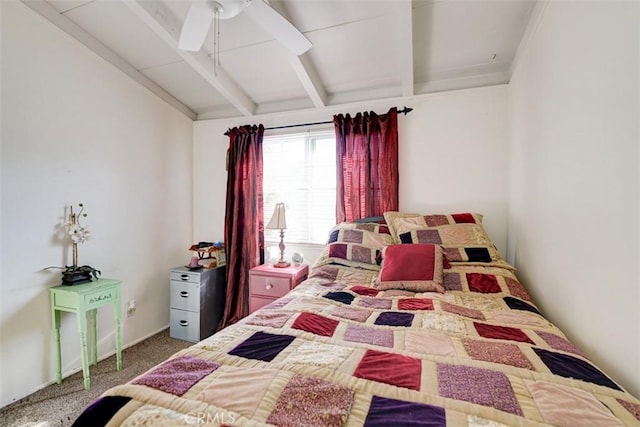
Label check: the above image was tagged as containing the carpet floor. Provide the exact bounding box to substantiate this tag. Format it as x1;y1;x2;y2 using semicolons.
0;328;191;427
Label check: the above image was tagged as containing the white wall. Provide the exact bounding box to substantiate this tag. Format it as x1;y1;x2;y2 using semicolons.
0;2;193;406
193;85;509;266
508;1;639;396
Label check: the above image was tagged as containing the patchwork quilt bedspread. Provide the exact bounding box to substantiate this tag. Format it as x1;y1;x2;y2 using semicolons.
75;262;640;426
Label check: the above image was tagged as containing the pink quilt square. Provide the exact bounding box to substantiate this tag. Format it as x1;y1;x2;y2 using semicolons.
397;298;434;311
246;312;292;328
441;301;485;320
133;356;219;396
332;306;372;323
353;349;421;391
266;374;354;427
463;339;534;370
438;364;522;415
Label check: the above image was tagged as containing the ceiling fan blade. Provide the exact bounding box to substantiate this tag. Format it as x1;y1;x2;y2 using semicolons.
179;1;214;51
244;0;311;55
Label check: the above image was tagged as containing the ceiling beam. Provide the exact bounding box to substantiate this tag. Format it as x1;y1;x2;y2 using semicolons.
267;0;326;108
123;0;256;117
289;53;326;108
397;0;414;97
20;0;197;120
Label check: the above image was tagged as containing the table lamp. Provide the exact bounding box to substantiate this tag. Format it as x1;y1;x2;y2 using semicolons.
266;202;290;268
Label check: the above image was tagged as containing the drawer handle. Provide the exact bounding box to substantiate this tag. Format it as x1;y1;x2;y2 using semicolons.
179;320;189;327
180;274;189;281
266;283;273;290
180;291;189;298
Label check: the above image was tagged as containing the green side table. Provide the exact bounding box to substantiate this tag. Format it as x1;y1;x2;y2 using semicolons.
49;278;122;390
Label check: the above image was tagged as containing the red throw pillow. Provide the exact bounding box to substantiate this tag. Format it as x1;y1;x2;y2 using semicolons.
376;244;445;293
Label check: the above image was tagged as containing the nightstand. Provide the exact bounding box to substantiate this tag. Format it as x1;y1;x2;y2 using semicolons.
169;266;226;343
49;278;122;390
249;263;308;313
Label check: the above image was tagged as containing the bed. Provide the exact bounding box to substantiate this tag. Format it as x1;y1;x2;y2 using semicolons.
73;212;640;426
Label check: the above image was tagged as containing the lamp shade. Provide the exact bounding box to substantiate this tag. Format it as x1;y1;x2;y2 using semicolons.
266;203;287;230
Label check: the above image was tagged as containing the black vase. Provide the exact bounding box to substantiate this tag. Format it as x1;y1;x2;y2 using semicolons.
62;270;92;286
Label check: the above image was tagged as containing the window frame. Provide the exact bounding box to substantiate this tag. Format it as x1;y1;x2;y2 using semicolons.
262;127;336;247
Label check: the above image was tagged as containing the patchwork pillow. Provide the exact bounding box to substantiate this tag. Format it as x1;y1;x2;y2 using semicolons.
376;244;445;293
326;242;380;266
384;211;507;266
316;222;394;270
396;224;494;247
384;211;484;240
327;222;392;247
396;226;502;263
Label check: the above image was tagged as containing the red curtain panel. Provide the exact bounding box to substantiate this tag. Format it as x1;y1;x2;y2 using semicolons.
333;107;399;223
220;124;265;328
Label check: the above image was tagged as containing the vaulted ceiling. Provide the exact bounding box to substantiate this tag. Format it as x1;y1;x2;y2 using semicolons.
24;0;536;120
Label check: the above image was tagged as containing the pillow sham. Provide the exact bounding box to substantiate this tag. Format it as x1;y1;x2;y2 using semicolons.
327;222;392;248
396;223;494;247
376;244;445;293
383;211;507;266
315;222;394;270
383;211;484;241
326;242;380;266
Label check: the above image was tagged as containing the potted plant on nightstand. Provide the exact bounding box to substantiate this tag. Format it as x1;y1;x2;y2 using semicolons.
46;203;101;285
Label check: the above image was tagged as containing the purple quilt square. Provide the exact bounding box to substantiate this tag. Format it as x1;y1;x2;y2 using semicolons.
228;331;295;362
266;374;355;427
333;306;372;322
374;311;414;327
352;245;373;263
319;282;346;290
443;273;462;291
132;355;219;396
533;348;621;391
324;291;355;305
343;229;364;243
503;296;541;315
437;364;522;416
536;331;586;358
264;297;292;309
73;396;132;427
344;325;394;348
416;229;442;244
358;297;392;309
364;395;446;427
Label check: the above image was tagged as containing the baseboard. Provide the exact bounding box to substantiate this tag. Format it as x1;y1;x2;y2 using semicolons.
3;325;170;408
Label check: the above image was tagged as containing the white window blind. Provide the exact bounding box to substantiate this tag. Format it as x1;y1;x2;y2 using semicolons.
263;129;336;245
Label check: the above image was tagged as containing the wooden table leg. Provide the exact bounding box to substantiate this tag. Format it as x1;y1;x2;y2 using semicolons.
52;309;62;384
114;299;122;371
90;309;97;366
77;312;91;390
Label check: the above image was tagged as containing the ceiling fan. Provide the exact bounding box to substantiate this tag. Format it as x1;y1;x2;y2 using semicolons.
179;0;312;55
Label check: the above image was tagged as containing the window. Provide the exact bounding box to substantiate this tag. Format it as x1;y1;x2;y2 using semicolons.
263;129;336;245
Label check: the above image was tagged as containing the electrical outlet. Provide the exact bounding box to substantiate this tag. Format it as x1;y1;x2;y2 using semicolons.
126;300;136;317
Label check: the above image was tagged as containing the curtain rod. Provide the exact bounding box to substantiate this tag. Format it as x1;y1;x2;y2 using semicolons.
224;106;413;136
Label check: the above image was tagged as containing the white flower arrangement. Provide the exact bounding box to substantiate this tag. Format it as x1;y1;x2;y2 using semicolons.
65;203;89;266
64;212;89;243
